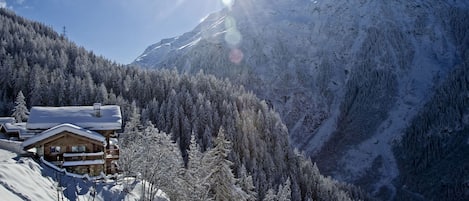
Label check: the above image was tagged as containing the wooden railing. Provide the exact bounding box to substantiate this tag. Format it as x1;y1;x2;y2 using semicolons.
106;149;119;159
62;152;104;161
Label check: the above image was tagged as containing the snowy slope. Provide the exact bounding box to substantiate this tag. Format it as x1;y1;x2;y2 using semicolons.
133;0;469;199
0;149;58;201
0;148;167;201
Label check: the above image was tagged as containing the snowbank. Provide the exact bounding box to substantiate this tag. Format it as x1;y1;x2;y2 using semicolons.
0;139;26;154
0;148;169;201
0;149;58;201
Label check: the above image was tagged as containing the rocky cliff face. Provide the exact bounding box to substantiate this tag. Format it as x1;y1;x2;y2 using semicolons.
133;0;469;200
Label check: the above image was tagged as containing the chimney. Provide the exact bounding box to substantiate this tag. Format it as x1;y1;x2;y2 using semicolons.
93;103;101;117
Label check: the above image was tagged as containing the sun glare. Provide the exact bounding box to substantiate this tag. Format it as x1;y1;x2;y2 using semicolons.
222;0;234;7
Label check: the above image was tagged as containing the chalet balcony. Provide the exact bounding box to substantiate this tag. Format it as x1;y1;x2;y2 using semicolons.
63;152;104;161
45;152;106;168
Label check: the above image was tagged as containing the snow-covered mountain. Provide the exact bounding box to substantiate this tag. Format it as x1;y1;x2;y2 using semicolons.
133;0;469;200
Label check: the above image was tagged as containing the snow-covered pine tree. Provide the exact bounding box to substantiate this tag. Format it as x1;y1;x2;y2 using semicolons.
206;127;248;201
277;178;292;201
263;189;278;201
132;123;183;201
238;165;257;201
181;134;212;201
120;100;141;147
12;91;28;122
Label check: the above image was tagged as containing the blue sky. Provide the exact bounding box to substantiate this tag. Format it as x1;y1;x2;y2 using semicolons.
1;0;224;64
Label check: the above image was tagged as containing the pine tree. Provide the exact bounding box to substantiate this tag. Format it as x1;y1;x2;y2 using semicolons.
238;165;257;201
277;178;292;201
12;91;29;122
263;189;277;201
181;134;212;201
120;100;141;147
206;127;248;201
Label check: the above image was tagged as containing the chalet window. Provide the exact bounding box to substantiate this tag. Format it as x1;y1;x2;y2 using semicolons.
50;146;61;153
71;145;86;152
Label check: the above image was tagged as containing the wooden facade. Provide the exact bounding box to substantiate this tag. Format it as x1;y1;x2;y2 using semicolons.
29;131;106;176
23;126;120;176
20;105;122;176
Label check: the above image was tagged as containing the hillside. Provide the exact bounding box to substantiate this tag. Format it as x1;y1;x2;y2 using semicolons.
133;0;469;200
0;148;58;201
0;8;368;200
0;147;165;201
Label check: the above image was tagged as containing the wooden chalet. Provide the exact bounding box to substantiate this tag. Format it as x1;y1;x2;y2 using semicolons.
0;117;17;138
0;122;26;139
21;104;122;176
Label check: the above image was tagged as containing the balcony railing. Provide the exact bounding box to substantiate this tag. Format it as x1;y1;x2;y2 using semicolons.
106;149;119;159
62;152;104;161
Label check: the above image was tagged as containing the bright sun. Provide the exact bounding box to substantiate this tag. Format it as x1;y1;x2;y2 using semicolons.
222;0;234;7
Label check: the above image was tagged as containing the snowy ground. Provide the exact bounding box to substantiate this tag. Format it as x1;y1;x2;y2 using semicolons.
0;148;167;201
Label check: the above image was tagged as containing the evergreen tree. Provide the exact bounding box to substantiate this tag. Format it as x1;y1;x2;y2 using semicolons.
181;134;212;201
238;165;257;201
120;100;141;147
206;127;248;201
277;178;292;201
12;91;28;122
263;189;278;201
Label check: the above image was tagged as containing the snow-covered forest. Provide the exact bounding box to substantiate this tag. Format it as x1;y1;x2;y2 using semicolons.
393;61;469;201
0;8;370;201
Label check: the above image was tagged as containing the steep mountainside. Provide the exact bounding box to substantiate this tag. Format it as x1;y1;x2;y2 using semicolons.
134;0;469;200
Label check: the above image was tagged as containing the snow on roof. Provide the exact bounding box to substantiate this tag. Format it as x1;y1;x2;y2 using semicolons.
62;159;105;167
18;132;35;140
0;117;15;124
27;105;122;131
1;123;27;133
22;123;106;149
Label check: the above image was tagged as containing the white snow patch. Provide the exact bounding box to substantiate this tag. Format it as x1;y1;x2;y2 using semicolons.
178;37;201;50
0;148;168;201
0;149;58;201
304;104;341;155
0;184;24;201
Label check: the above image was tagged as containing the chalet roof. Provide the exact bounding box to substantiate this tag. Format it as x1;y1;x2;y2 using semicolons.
1;122;27;133
0;123;35;140
0;117;15;125
27;105;122;131
21;123;106;150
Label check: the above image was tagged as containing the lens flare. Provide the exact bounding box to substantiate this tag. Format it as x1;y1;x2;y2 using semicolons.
229;48;244;64
224;16;242;46
224;16;237;29
225;29;242;46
